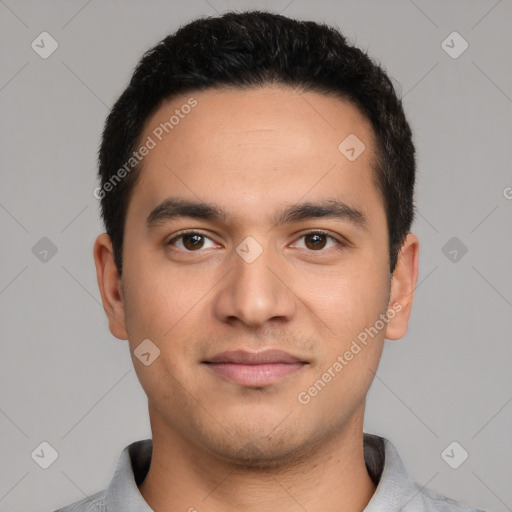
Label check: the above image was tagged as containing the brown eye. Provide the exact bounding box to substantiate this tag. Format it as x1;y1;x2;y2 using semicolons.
182;234;205;250
291;231;341;252
304;233;328;250
168;232;218;251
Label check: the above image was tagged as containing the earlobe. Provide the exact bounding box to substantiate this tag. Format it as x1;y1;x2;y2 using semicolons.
385;233;420;341
93;233;128;340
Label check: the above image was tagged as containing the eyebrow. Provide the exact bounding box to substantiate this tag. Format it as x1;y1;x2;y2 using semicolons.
274;199;368;230
146;198;226;228
146;197;368;231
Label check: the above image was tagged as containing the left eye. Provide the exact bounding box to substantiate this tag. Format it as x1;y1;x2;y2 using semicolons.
292;232;340;251
168;232;218;251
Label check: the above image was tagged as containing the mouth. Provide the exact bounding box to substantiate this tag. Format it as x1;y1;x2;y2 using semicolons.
202;349;308;387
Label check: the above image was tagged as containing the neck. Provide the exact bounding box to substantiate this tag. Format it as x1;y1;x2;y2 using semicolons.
138;405;376;512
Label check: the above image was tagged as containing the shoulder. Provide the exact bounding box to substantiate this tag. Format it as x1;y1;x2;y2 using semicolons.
52;489;106;512
404;481;486;511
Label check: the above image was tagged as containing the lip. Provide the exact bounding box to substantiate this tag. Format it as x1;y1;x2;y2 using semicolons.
206;349;304;365
203;349;308;387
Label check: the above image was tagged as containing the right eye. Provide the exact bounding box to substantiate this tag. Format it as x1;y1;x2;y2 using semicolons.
167;231;220;251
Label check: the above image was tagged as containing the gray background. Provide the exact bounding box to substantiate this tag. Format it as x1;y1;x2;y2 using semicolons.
0;0;511;511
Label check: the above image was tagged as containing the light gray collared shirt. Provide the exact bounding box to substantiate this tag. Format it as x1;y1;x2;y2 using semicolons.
54;433;484;511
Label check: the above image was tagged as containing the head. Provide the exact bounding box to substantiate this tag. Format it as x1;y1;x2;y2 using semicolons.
94;11;419;467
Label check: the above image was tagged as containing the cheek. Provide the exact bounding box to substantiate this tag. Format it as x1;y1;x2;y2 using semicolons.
121;251;219;346
312;261;390;404
297;266;389;415
296;255;390;344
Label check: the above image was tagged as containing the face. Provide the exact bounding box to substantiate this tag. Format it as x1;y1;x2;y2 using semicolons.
95;85;418;467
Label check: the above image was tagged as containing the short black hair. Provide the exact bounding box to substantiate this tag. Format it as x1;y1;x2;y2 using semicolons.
97;10;415;275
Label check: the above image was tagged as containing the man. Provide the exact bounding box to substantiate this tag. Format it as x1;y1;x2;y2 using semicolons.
56;10;484;512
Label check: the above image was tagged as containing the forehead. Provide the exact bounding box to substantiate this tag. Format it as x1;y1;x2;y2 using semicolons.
129;85;383;226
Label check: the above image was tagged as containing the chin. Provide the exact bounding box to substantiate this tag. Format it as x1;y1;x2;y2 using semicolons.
198;419;325;471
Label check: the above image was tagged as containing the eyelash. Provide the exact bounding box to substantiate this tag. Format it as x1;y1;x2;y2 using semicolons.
166;229;346;252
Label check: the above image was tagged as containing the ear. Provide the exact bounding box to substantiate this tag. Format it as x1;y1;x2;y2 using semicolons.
385;233;419;340
93;233;128;340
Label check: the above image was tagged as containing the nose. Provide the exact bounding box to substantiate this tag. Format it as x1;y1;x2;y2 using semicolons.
213;241;297;328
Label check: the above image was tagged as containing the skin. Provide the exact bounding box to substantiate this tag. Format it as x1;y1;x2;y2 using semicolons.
94;85;419;512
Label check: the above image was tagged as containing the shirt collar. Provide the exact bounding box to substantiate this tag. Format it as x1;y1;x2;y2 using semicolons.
103;438;153;511
363;434;422;510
